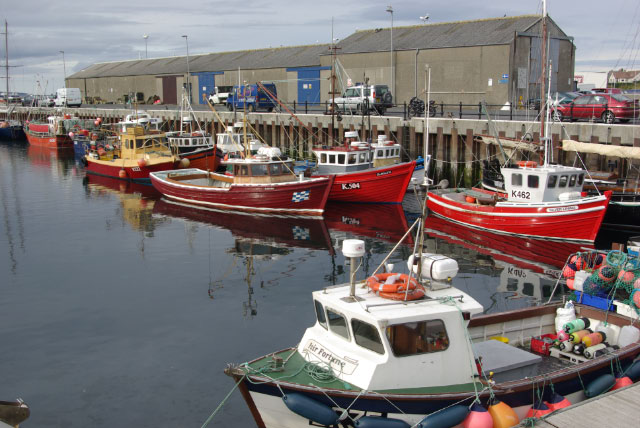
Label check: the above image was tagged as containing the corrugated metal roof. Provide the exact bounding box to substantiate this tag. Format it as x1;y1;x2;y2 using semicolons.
333;15;542;54
69;44;330;79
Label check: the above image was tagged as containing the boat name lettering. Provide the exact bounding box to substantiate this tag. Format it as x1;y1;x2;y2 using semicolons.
341;216;361;225
132;167;141;172
341;182;361;190
303;340;358;375
376;170;392;177
507;267;527;278
547;206;579;213
511;190;531;199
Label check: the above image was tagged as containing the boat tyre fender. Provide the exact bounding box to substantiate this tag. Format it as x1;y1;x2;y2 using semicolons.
366;273;418;294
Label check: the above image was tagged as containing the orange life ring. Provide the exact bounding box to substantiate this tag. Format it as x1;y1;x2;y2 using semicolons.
517;161;537;168
366;273;418;293
379;287;426;301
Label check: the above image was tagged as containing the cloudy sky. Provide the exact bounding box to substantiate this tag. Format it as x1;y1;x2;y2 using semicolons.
2;0;639;94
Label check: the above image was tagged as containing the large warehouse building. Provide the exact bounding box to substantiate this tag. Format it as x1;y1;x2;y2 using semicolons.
67;15;574;108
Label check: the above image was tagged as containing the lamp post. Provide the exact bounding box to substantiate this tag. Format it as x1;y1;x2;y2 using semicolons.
59;50;66;88
386;5;394;98
143;34;148;59
182;35;190;101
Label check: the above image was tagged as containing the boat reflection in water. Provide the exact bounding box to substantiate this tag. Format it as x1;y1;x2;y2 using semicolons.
424;214;591;308
27;145;78;178
324;202;413;246
82;174;165;234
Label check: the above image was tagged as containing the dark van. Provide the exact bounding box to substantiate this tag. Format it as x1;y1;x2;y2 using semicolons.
226;83;277;112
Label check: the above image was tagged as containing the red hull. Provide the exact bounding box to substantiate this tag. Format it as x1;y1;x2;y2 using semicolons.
86;159;176;183
318;161;416;203
427;189;611;242
181;147;221;171
150;172;334;216
25;131;72;149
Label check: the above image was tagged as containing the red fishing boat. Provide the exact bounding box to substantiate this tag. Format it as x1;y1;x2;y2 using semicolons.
150;149;334;216
24;115;95;149
312;133;415;203
427;163;611;242
84;124;179;183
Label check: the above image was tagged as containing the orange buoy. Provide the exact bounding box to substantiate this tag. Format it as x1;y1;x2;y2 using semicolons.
570;329;591;344
545;393;571;411
487;400;518;428
462;403;493;428
566;278;575;290
517;160;537;168
611;375;633;390
465;195;476;203
137;158;147;168
582;332;606;348
366;273;418;293
525;402;552;418
562;265;576;279
118;169;127;179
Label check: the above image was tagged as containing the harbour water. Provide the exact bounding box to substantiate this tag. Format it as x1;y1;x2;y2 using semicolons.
0;140;627;427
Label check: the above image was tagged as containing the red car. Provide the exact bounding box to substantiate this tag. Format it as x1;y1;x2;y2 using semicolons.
552;93;638;123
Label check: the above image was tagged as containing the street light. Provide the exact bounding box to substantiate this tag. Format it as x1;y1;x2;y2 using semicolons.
386;5;394;98
182;35;190;100
59;50;66;88
143;34;148;59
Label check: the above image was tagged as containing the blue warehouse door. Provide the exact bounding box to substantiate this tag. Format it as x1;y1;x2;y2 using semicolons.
297;69;320;104
194;72;216;105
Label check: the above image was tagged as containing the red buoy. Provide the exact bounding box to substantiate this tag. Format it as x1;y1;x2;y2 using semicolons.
612;375;633;390
545;393;571;411
137;158;147;168
526;402;552;418
118;169;127;179
462;403;493;428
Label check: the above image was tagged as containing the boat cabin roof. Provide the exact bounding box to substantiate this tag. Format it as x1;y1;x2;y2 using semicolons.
501;163;586;203
313;282;483;326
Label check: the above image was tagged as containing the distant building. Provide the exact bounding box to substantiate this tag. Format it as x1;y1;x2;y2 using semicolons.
608;69;640;85
574;71;608;91
67;15;574;108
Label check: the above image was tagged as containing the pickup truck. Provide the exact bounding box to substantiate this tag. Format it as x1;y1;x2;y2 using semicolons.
332;84;393;115
208;86;233;105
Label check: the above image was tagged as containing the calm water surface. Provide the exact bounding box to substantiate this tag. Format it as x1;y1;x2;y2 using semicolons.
0;140;625;427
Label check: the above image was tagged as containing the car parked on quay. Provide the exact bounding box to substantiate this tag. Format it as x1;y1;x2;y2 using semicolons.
332;84;393;115
551;93;639;124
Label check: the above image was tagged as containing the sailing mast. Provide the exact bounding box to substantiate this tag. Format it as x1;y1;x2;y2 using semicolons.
3;20;8;99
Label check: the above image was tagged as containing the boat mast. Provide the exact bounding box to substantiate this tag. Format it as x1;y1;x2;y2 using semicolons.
423;64;431;186
3;20;8;98
539;0;548;145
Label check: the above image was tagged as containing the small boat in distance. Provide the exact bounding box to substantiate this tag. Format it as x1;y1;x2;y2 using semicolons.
150;147;334;216
25;114;96;149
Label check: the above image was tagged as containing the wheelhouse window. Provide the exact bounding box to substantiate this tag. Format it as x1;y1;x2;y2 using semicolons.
348;154;357;164
327;309;349;339
569;175;577;187
358;153;367;163
528;175;539;188
352;319;384;354
329;154;336;164
578;173;584;185
236;165;249;176
321;153;327;163
548;175;557;188
251;164;268;176
559;175;568;187
268;163;281;176
337;154;346;165
386;320;449;356
377;149;384;157
512;173;523;187
314;300;327;329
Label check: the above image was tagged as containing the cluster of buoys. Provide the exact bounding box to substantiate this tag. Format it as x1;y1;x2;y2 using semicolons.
94;117;103;127
562;253;605;290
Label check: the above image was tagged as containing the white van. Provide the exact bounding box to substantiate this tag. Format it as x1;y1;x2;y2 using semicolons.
54;88;82;107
